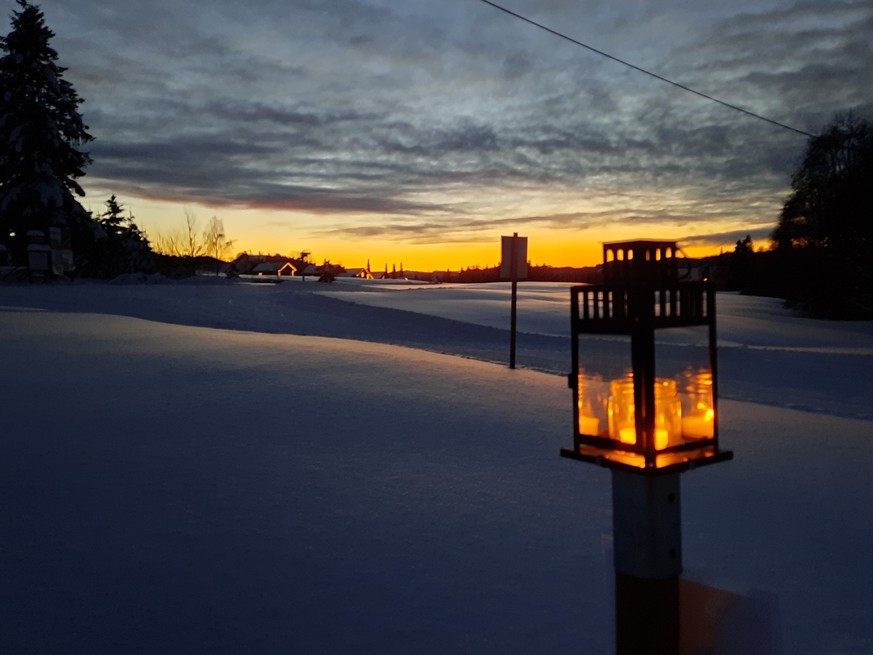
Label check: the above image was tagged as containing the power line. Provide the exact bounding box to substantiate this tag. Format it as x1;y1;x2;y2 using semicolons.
477;0;816;139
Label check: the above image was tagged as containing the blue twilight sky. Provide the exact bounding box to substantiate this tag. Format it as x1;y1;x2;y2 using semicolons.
22;0;873;268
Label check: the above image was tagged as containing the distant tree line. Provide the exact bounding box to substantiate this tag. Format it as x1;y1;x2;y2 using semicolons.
721;114;873;319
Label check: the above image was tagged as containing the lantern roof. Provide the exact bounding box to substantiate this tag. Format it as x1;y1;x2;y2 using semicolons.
602;240;680;287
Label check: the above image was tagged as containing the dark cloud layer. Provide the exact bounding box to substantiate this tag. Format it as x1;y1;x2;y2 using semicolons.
29;0;873;252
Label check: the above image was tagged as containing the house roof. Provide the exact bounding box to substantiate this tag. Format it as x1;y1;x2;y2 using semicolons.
342;267;374;278
252;261;297;274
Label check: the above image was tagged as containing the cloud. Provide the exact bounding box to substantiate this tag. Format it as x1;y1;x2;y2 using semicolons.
680;226;775;249
32;0;873;251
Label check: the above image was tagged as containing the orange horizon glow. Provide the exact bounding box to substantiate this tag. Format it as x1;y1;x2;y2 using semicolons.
145;231;731;273
231;233;730;273
92;192;746;273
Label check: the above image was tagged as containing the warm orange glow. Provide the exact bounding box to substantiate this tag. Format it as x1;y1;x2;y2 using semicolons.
597;448;718;471
681;411;714;439
681;370;715;439
617;424;673;449
577;373;608;436
607;376;682;449
607;376;635;441
578;414;601;436
618;427;637;445
115;194;733;273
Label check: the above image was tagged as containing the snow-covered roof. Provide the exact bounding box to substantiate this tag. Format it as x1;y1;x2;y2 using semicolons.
252;261;296;274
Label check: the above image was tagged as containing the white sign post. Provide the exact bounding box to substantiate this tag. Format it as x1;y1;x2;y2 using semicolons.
500;233;528;369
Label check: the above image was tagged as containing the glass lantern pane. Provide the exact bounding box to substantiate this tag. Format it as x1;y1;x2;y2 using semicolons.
654;323;714;443
576;333;631;439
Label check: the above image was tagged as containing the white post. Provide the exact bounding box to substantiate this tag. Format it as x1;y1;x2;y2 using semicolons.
611;469;682;655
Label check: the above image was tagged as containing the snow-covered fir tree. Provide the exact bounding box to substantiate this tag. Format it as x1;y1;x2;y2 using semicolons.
0;0;93;264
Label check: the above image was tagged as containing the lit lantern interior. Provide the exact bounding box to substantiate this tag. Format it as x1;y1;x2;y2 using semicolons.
578;368;715;450
606;375;680;449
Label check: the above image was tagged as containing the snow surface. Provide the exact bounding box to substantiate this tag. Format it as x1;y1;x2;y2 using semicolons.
1;278;872;654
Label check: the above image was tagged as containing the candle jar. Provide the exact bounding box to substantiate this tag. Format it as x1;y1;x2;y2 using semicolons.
608;375;682;449
681;370;715;439
577;374;607;436
654;378;682;449
608;375;636;444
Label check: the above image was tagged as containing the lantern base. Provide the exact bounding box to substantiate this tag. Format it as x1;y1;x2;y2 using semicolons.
560;444;732;475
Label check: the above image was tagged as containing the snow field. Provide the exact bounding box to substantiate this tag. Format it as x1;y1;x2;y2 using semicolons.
1;279;872;654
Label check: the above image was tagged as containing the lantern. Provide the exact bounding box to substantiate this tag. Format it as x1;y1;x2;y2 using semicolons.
562;240;732;473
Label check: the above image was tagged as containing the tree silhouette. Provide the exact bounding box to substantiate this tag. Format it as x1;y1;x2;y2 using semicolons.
772;114;873;317
91;194;152;277
0;0;94;264
726;234;753;291
203;216;234;275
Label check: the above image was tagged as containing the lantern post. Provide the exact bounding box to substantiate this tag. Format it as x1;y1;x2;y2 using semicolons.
561;240;732;655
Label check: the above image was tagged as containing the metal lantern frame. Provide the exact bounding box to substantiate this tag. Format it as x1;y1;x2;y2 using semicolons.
561;240;732;474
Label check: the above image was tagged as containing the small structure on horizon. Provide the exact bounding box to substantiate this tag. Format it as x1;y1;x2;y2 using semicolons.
343;267;373;279
300;263;319;278
252;261;297;277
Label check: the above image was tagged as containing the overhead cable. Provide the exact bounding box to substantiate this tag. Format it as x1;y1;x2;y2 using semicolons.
477;0;816;139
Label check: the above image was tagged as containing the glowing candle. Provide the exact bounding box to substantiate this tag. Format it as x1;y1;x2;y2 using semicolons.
681;371;715;439
579;415;600;436
682;408;714;438
654;379;681;448
620;427;670;447
609;376;681;449
608;376;635;443
577;373;607;437
618;427;636;444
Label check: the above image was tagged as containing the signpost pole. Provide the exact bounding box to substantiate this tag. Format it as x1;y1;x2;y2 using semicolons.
500;233;526;370
509;233;518;369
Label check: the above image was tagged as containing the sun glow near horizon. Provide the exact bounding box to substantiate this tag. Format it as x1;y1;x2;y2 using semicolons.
91;189;754;273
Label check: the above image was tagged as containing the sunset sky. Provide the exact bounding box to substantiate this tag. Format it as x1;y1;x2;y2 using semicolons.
27;0;873;270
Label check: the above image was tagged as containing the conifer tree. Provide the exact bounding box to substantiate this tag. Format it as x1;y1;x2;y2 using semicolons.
772;113;873;317
93;194;152;277
0;0;93;264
